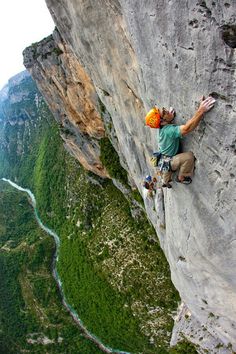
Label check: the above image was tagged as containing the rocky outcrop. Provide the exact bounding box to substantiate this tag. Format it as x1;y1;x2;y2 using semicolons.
27;0;236;351
23;29;108;178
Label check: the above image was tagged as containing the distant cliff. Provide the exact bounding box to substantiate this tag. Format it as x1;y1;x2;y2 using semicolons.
23;0;236;352
0;71;32;123
0;71;41;177
23;30;107;178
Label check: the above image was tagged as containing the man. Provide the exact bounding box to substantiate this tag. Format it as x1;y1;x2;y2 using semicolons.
146;96;216;188
143;175;157;197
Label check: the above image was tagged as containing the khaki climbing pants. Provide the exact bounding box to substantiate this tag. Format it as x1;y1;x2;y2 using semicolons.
162;151;195;184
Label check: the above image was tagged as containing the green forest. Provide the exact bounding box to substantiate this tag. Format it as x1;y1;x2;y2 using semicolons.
0;183;104;354
0;76;197;353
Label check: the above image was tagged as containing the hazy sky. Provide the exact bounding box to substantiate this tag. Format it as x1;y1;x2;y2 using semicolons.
0;0;55;90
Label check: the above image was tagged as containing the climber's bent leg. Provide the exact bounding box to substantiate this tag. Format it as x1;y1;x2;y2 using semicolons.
162;170;173;184
171;152;195;181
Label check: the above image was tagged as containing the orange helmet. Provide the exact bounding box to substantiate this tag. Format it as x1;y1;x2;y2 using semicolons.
145;107;161;129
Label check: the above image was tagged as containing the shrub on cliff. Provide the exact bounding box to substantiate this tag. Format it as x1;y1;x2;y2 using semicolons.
100;137;129;185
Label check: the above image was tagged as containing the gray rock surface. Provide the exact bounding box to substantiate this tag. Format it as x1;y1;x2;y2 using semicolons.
42;0;236;350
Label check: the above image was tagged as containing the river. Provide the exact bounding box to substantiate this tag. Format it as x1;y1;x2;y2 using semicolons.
1;178;130;354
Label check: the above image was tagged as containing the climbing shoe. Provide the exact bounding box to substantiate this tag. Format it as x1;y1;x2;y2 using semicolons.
162;183;172;188
176;176;192;185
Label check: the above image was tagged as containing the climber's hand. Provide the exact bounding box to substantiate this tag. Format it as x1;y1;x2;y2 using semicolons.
169;106;176;117
198;96;216;114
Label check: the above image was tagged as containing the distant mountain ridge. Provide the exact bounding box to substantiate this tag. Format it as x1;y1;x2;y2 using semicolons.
0;71;30;102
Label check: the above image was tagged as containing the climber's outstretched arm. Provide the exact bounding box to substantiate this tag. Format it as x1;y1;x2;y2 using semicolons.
180;96;216;136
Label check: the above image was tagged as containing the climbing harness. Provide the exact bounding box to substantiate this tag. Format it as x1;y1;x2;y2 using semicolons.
158;155;172;172
150;151;162;167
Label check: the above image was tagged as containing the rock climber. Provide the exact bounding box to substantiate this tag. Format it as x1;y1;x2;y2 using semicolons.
145;96;216;188
143;175;157;197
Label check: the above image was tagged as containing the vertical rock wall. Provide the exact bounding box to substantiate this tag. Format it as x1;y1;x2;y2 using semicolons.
42;0;236;351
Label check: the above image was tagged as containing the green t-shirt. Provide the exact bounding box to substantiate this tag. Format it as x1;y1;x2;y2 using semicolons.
158;125;182;157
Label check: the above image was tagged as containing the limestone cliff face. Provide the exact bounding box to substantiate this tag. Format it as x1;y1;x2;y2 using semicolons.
23;29;108;178
35;0;235;351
